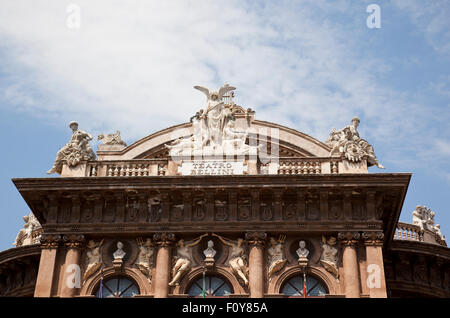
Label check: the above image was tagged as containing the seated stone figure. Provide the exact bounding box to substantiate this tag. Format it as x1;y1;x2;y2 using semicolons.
47;121;96;174
326;117;384;169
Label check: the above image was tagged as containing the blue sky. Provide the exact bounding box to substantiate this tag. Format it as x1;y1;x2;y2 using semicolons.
0;0;449;251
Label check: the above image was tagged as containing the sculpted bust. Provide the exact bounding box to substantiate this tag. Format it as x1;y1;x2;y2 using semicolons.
296;240;309;259
203;240;217;258
113;241;126;260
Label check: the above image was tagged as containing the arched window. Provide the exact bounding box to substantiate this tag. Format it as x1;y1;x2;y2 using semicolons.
95;276;140;298
281;275;328;297
188;275;232;297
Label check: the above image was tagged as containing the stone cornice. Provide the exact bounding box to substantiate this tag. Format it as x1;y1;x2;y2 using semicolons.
388;240;450;260
12;174;410;245
40;221;383;236
12;173;412;191
0;245;42;265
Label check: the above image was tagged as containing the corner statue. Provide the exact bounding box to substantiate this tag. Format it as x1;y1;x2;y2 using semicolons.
47;121;96;174
326;117;384;169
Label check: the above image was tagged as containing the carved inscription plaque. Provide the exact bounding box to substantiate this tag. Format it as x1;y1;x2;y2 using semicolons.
180;161;245;176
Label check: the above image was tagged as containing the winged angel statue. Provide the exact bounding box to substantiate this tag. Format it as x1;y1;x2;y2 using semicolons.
166;84;256;156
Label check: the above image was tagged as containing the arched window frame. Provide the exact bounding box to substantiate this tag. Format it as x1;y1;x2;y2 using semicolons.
280;274;328;298
187;274;233;298
94;275;140;298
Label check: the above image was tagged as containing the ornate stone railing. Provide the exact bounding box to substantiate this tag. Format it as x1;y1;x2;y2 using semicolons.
394;222;447;246
394;222;423;242
274;157;340;175
87;159;168;177
73;157;349;177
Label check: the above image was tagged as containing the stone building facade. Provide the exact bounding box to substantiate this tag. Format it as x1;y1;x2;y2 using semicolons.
1;85;448;298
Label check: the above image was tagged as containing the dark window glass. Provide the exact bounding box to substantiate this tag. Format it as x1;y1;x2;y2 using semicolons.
95;276;139;298
188;275;232;297
281;275;327;297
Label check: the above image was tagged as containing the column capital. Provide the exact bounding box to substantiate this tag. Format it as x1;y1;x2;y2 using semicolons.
245;231;267;247
153;232;176;247
63;234;86;249
338;231;360;246
361;232;384;246
39;233;62;249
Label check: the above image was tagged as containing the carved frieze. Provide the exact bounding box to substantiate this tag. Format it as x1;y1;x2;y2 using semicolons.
19;182;404;237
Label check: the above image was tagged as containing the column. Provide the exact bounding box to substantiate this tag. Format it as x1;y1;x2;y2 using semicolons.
362;232;387;298
60;234;85;297
245;232;266;298
153;233;175;298
338;232;361;298
34;234;61;297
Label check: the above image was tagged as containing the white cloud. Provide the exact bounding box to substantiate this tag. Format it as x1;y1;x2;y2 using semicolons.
392;0;450;55
0;0;448;182
434;140;450;156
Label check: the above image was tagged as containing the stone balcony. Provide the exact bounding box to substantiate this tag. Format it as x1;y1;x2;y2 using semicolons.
394;222;446;246
61;156;366;177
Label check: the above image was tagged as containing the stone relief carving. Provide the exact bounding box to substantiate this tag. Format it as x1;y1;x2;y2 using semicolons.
13;212;42;247
214;199;228;221
165;84;259;157
83;239;104;283
97;131;127;146
193;199;206;220
320;236;339;279
267;235;287;281
148;196;162;222
171;204;184;221
283;203;296;220
326;117;384;169
169;234;208;286
238;198;251;220
135;238;154;279
261;203;273;221
212;233;249;286
47;121;96;174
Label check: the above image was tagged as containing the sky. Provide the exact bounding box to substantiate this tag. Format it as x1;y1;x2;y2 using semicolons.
0;0;449;251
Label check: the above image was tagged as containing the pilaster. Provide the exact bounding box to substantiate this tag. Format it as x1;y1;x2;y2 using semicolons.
34;234;61;297
245;232;266;298
338;231;361;298
153;233;175;298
